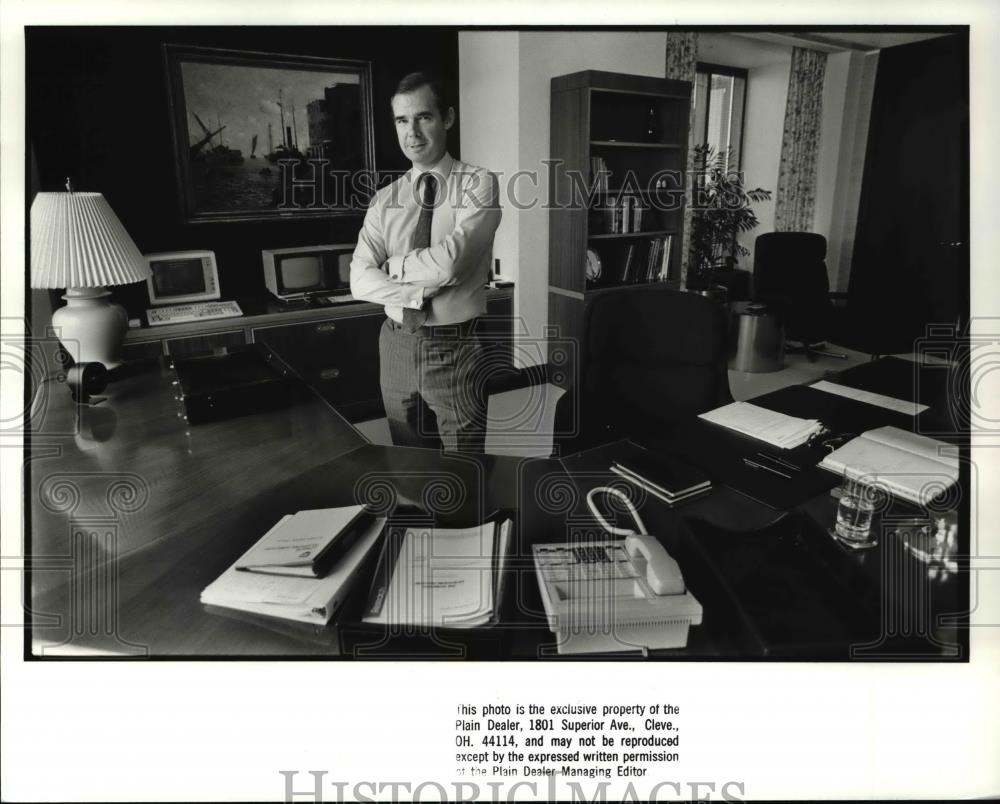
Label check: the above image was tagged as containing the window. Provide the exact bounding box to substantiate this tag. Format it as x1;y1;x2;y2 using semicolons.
693;63;748;171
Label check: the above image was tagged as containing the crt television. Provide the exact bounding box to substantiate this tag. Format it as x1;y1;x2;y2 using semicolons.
145;250;221;305
262;244;354;301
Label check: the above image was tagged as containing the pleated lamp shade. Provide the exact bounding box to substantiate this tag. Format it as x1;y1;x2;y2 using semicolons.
30;192;149;289
30;191;149;368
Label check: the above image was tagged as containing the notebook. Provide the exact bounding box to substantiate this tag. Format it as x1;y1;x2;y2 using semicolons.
610;449;711;506
200;513;385;625
235;505;374;578
818;426;959;506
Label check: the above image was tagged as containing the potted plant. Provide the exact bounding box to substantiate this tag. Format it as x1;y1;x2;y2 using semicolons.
686;145;772;296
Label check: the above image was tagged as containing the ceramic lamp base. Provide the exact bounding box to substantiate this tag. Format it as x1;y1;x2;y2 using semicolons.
52;287;128;369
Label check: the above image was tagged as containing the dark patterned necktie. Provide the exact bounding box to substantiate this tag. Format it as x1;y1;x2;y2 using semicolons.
402;173;437;332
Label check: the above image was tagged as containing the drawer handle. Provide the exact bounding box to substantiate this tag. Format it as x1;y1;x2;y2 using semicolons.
319;368;341;380
315;323;337;333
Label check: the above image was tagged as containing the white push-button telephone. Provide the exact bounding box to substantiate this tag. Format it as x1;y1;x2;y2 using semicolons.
532;487;702;655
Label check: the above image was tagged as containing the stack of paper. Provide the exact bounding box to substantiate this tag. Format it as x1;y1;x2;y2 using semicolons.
698;402;824;449
362;520;512;629
201;508;385;626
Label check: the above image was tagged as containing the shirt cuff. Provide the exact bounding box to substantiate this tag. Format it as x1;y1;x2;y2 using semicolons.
386;255;405;282
399;283;425;310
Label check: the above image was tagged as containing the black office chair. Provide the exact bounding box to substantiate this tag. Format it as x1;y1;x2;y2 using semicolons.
552;287;732;457
752;232;848;361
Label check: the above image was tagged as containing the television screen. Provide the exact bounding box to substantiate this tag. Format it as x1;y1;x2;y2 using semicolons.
152;258;206;297
336;252;352;284
281;256;323;290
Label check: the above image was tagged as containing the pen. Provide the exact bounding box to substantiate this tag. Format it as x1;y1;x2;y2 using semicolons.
755;451;801;472
743;458;793;480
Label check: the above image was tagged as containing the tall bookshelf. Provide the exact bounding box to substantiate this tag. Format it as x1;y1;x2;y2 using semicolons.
548;70;691;388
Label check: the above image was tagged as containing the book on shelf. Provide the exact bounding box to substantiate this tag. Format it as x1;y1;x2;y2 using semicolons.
659;235;673;280
200;508;385;627
644;238;662;282
589;192;649;235
818;426;959;506
620;243;638;282
632;197;647;233
362;519;513;629
590;156;609;195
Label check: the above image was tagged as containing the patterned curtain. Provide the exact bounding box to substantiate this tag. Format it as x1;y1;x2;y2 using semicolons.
774;47;827;232
665;32;699;281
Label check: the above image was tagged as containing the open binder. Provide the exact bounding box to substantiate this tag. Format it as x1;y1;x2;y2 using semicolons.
361;519;512;629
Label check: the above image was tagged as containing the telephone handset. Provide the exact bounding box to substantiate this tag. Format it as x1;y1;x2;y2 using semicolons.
624;533;685;596
532;486;702;654
588;487;685;595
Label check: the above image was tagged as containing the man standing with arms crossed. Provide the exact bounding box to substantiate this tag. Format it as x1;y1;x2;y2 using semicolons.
350;72;502;453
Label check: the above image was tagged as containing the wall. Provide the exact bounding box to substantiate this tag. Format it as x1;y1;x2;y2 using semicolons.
465;30;860;361
698;34;878;290
698;34;793;271
26;26;460;319
458;32;520;291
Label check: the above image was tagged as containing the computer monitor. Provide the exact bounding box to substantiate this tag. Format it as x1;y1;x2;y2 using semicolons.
145;250;221;305
261;244;354;301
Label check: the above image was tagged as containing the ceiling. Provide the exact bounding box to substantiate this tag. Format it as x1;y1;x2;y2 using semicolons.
739;31;951;53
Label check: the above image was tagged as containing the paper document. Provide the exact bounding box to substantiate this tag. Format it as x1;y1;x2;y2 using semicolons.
200;515;385;624
698;401;824;449
819;426;958;506
235;505;368;575
364;521;511;628
810;380;929;415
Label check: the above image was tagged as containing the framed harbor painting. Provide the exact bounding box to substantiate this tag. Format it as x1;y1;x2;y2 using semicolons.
164;45;376;223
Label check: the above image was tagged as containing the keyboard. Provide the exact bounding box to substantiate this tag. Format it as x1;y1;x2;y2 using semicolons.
147;300;244;327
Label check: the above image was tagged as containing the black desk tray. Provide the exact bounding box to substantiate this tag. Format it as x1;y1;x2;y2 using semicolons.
170;346;294;425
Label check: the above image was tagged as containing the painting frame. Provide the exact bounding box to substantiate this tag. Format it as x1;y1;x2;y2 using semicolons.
164;44;376;224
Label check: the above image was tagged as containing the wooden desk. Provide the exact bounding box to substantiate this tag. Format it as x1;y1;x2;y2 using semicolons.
27;356;562;656
26;355;966;660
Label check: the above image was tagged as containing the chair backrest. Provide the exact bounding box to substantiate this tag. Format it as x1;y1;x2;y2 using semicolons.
753;232;830;298
553;287;731;455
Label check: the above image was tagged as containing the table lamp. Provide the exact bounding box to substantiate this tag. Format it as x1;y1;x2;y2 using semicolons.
30;182;150;369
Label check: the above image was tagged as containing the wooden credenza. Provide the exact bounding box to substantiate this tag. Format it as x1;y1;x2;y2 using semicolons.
122;288;514;421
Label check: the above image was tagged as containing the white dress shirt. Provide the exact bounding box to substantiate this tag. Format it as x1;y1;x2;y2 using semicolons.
350;153;502;325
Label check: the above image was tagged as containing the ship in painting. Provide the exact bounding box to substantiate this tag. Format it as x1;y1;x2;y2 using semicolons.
265;89;305;163
190;112;243;166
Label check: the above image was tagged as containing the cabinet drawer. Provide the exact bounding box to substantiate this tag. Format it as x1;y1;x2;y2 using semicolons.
252;314;383;374
164;329;247;357
121;340;165;361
